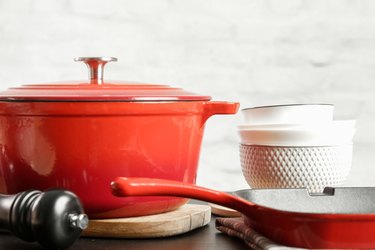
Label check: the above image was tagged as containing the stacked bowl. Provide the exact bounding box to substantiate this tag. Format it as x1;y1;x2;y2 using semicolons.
238;104;356;193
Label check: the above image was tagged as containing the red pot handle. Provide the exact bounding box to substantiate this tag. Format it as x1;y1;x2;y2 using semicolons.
111;177;255;215
202;101;240;124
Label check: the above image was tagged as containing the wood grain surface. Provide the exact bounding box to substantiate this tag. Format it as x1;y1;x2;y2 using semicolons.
82;204;211;238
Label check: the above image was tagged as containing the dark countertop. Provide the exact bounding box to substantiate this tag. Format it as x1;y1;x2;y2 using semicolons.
0;213;248;250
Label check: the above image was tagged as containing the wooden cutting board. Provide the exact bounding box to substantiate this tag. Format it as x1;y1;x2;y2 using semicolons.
82;204;211;238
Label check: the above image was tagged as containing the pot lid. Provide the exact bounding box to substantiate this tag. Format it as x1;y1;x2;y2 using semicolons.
0;57;211;102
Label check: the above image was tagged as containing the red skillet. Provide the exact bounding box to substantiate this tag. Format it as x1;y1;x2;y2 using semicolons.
111;177;375;249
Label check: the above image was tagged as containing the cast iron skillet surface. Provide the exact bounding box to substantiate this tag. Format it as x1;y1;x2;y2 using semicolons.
235;186;375;214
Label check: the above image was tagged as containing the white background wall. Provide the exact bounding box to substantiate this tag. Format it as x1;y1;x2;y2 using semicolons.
1;0;375;190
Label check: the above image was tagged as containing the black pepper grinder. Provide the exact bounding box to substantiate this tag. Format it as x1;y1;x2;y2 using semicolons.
0;189;88;249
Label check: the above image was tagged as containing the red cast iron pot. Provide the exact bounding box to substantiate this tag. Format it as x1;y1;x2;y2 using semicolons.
0;57;239;218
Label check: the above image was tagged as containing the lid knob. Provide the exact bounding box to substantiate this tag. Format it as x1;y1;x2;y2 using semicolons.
74;57;117;84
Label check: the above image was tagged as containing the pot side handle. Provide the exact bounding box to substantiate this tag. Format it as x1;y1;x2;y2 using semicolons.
202;101;240;124
111;177;255;216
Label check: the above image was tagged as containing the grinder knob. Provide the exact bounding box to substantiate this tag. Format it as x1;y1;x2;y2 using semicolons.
0;189;88;249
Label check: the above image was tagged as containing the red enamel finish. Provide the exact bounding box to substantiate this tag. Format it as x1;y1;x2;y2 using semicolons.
111;177;375;249
0;101;239;218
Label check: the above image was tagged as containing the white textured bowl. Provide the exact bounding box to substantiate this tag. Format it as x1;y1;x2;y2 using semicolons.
239;144;353;193
242;104;334;126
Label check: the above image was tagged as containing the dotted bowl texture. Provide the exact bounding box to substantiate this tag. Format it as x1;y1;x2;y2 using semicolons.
240;144;353;193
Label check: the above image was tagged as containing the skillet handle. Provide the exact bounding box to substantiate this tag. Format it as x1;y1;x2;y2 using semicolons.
111;177;254;215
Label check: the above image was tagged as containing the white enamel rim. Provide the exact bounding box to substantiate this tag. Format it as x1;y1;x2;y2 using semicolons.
238;120;356;131
238;128;356;146
241;104;334;126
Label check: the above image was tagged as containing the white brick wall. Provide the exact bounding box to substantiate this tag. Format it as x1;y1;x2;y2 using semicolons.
1;0;375;190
